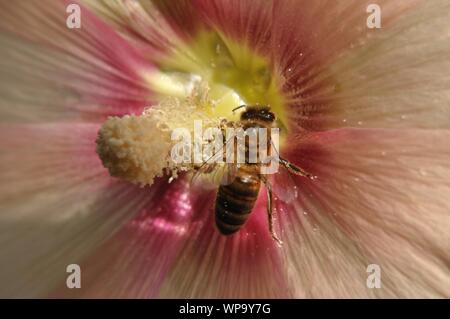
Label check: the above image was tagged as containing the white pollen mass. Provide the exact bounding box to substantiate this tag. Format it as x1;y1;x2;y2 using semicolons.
96;97;221;187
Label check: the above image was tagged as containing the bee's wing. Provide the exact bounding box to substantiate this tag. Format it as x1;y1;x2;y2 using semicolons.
191;162;239;189
190;134;238;188
218;162;239;185
266;163;299;203
264;139;298;203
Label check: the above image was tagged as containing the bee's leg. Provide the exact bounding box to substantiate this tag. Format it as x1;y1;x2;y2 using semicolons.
279;157;314;179
260;176;283;246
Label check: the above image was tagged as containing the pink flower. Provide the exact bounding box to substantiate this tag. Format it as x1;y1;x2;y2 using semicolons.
0;0;449;298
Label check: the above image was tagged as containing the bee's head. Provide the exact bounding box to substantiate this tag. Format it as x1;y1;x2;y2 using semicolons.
236;105;275;123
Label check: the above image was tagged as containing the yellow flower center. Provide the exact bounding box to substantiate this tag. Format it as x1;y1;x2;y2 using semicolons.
147;31;288;126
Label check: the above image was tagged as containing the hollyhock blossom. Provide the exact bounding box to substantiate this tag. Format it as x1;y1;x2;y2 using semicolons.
0;0;449;298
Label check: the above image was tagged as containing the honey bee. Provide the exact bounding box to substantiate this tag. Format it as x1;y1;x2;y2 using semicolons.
193;105;313;245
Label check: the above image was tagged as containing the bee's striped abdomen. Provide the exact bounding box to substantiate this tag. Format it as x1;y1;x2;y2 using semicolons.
214;166;261;235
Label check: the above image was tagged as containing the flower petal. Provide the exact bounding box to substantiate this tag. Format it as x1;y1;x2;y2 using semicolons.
158;194;291;298
49;179;289;298
193;0;273;54
82;0;176;57
317;1;450;130
272;0;450;131
0;123;153;297
278;128;450;297
144;0;207;39
0;1;153;122
49;179;193;298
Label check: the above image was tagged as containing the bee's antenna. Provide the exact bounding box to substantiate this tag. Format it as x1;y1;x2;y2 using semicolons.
232;105;247;113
